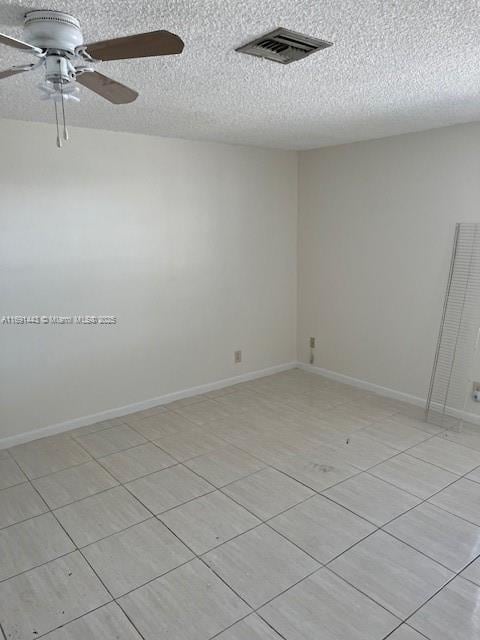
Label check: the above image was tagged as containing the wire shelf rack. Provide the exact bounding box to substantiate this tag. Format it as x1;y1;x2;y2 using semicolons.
426;223;480;429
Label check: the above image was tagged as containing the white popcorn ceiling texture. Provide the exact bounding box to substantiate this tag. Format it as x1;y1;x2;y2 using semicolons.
0;0;479;149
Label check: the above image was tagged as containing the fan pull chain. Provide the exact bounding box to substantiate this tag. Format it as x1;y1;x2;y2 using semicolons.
60;83;68;141
53;97;62;149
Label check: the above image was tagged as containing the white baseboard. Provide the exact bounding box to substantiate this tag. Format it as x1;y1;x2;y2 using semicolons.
1;362;298;449
298;362;425;406
5;359;479;449
298;362;480;426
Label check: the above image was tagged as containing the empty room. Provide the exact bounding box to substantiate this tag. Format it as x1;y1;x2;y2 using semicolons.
1;1;480;639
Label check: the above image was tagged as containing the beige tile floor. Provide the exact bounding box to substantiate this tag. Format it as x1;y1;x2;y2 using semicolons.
1;369;480;639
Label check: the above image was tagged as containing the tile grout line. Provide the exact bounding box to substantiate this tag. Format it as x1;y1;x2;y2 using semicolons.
0;423;444;502
3;426;477;585
94;453;179;486
319;455;480;561
6;442;480;548
218;487;420;634
185;423;479;634
3;380;469;461
316;448;480;531
253;564;403;640
0;542;78;586
323;561;446;630
131;392;480;486
114;453;375;639
314;401;480;468
48;526;146;639
117;475;262;625
394;435;480;474
305;475;480;629
458;571;480;589
382;554;480;638
2;375;480;639
2;450;267;532
315;455;480;633
363;466;454;501
23;478;149;640
33;478;121;512
210;483;333;567
206;407;456;483
147;462;412;636
33;601;143;640
2;456;95;485
376;461;480;531
374;527;480;575
208;612;290;640
383;623;431;640
177;405;480;636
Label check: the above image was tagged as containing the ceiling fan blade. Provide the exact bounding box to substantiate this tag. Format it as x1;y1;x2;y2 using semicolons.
0;64;34;80
76;71;138;104
0;32;41;53
84;30;184;61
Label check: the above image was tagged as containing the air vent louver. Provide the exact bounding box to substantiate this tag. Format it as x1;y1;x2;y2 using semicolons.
236;28;332;64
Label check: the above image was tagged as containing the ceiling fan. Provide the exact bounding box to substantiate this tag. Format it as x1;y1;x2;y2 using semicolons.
0;10;184;147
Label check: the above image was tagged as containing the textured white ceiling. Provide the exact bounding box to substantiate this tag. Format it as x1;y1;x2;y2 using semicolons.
0;0;480;149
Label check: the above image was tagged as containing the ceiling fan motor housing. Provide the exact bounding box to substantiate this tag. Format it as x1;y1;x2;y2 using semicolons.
24;10;83;53
45;55;76;84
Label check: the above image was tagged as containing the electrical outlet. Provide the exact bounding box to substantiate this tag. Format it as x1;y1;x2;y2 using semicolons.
473;382;480;401
310;337;316;349
234;350;242;364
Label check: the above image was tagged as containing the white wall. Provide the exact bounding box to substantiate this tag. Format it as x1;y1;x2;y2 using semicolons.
5;117;480;444
298;123;480;411
0;119;297;442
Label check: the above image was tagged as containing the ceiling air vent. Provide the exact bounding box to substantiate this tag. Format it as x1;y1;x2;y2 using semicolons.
236;27;333;64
